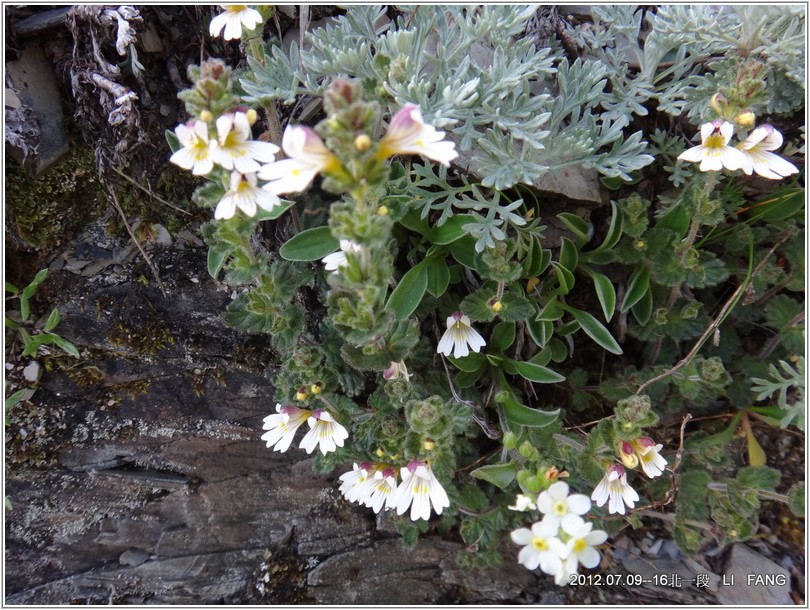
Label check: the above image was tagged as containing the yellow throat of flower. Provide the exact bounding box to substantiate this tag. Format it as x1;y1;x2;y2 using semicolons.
704;133;727;149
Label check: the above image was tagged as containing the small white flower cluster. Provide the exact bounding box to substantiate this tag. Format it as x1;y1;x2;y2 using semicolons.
169;110;282;220
510;482;608;585
678;120;799;179
261;403;348;455
338;459;450;522
172;102;459;228
591;437;668;515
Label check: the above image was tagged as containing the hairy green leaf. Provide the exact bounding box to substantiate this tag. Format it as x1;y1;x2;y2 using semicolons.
279;227;339;261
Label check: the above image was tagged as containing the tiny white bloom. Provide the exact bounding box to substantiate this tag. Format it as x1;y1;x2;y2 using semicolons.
211;112;280;174
261;403;311;453
170;120;215;175
437;311;486;359
378;104;458;167
259;125;340;195
631;437;668;479
321;239;361;272
510;518;567;576
299;409;349;455
388;460;449;521
367;467;399;513
677;121;749;172
591;464;639;515
215;171;281;220
738;125;800;180
508;494;538;512
209;4;263;41
559;515;608;580
338;462;377;504
536;481;591;530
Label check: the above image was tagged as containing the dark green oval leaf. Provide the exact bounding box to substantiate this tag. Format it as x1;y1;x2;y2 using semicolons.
455;369;482;388
426;257;451;298
557;212;590;243
207;245;231;279
491;321;516;351
631;287;653;326
387;262;429;320
165;128;181;153
590;200;624;254
559;237;579;272
621;266;651;313
549;261;575;294
744;187;804;222
449;351;487;373
502;399;561;428
510;360;565;383
54;335;81;358
537;298;564;322
450;236;483;272
585;268;616;322
471;462;518;489
567;306;623;355
279;226;339;262
257;199;296;221
43;308;61;333
526;317;552;349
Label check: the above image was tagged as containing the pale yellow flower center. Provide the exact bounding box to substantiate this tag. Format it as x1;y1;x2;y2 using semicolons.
193;140;209;160
552;500;569;516
704;133;726;149
573;539;587;553
222;130;243;150
532;538;549;551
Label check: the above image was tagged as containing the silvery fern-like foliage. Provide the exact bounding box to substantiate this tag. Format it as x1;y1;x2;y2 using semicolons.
750;356;805;431
575;5;806;121
240;4;655;225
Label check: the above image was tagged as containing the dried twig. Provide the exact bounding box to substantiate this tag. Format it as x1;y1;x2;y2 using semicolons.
106;163;192;216
635;234;791;397
106;185;169;298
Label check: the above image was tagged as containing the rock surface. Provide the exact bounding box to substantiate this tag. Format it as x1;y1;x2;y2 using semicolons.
5;41;70;174
716;543;793;605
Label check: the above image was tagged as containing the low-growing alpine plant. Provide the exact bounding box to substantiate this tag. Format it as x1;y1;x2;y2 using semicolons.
167;5;804;583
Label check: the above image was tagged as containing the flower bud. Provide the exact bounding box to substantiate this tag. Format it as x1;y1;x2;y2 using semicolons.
423;438;436;451
709;92;728;115
246;108;258;125
619;441;639;469
490;300;503;313
734;109;756;127
199;110;214;123
502;430;517;450
310;382;323;395
377;205;389;216
295;387;309;401
526;278;540;292
354;134;372;152
518;441;540;462
375;447;386;458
